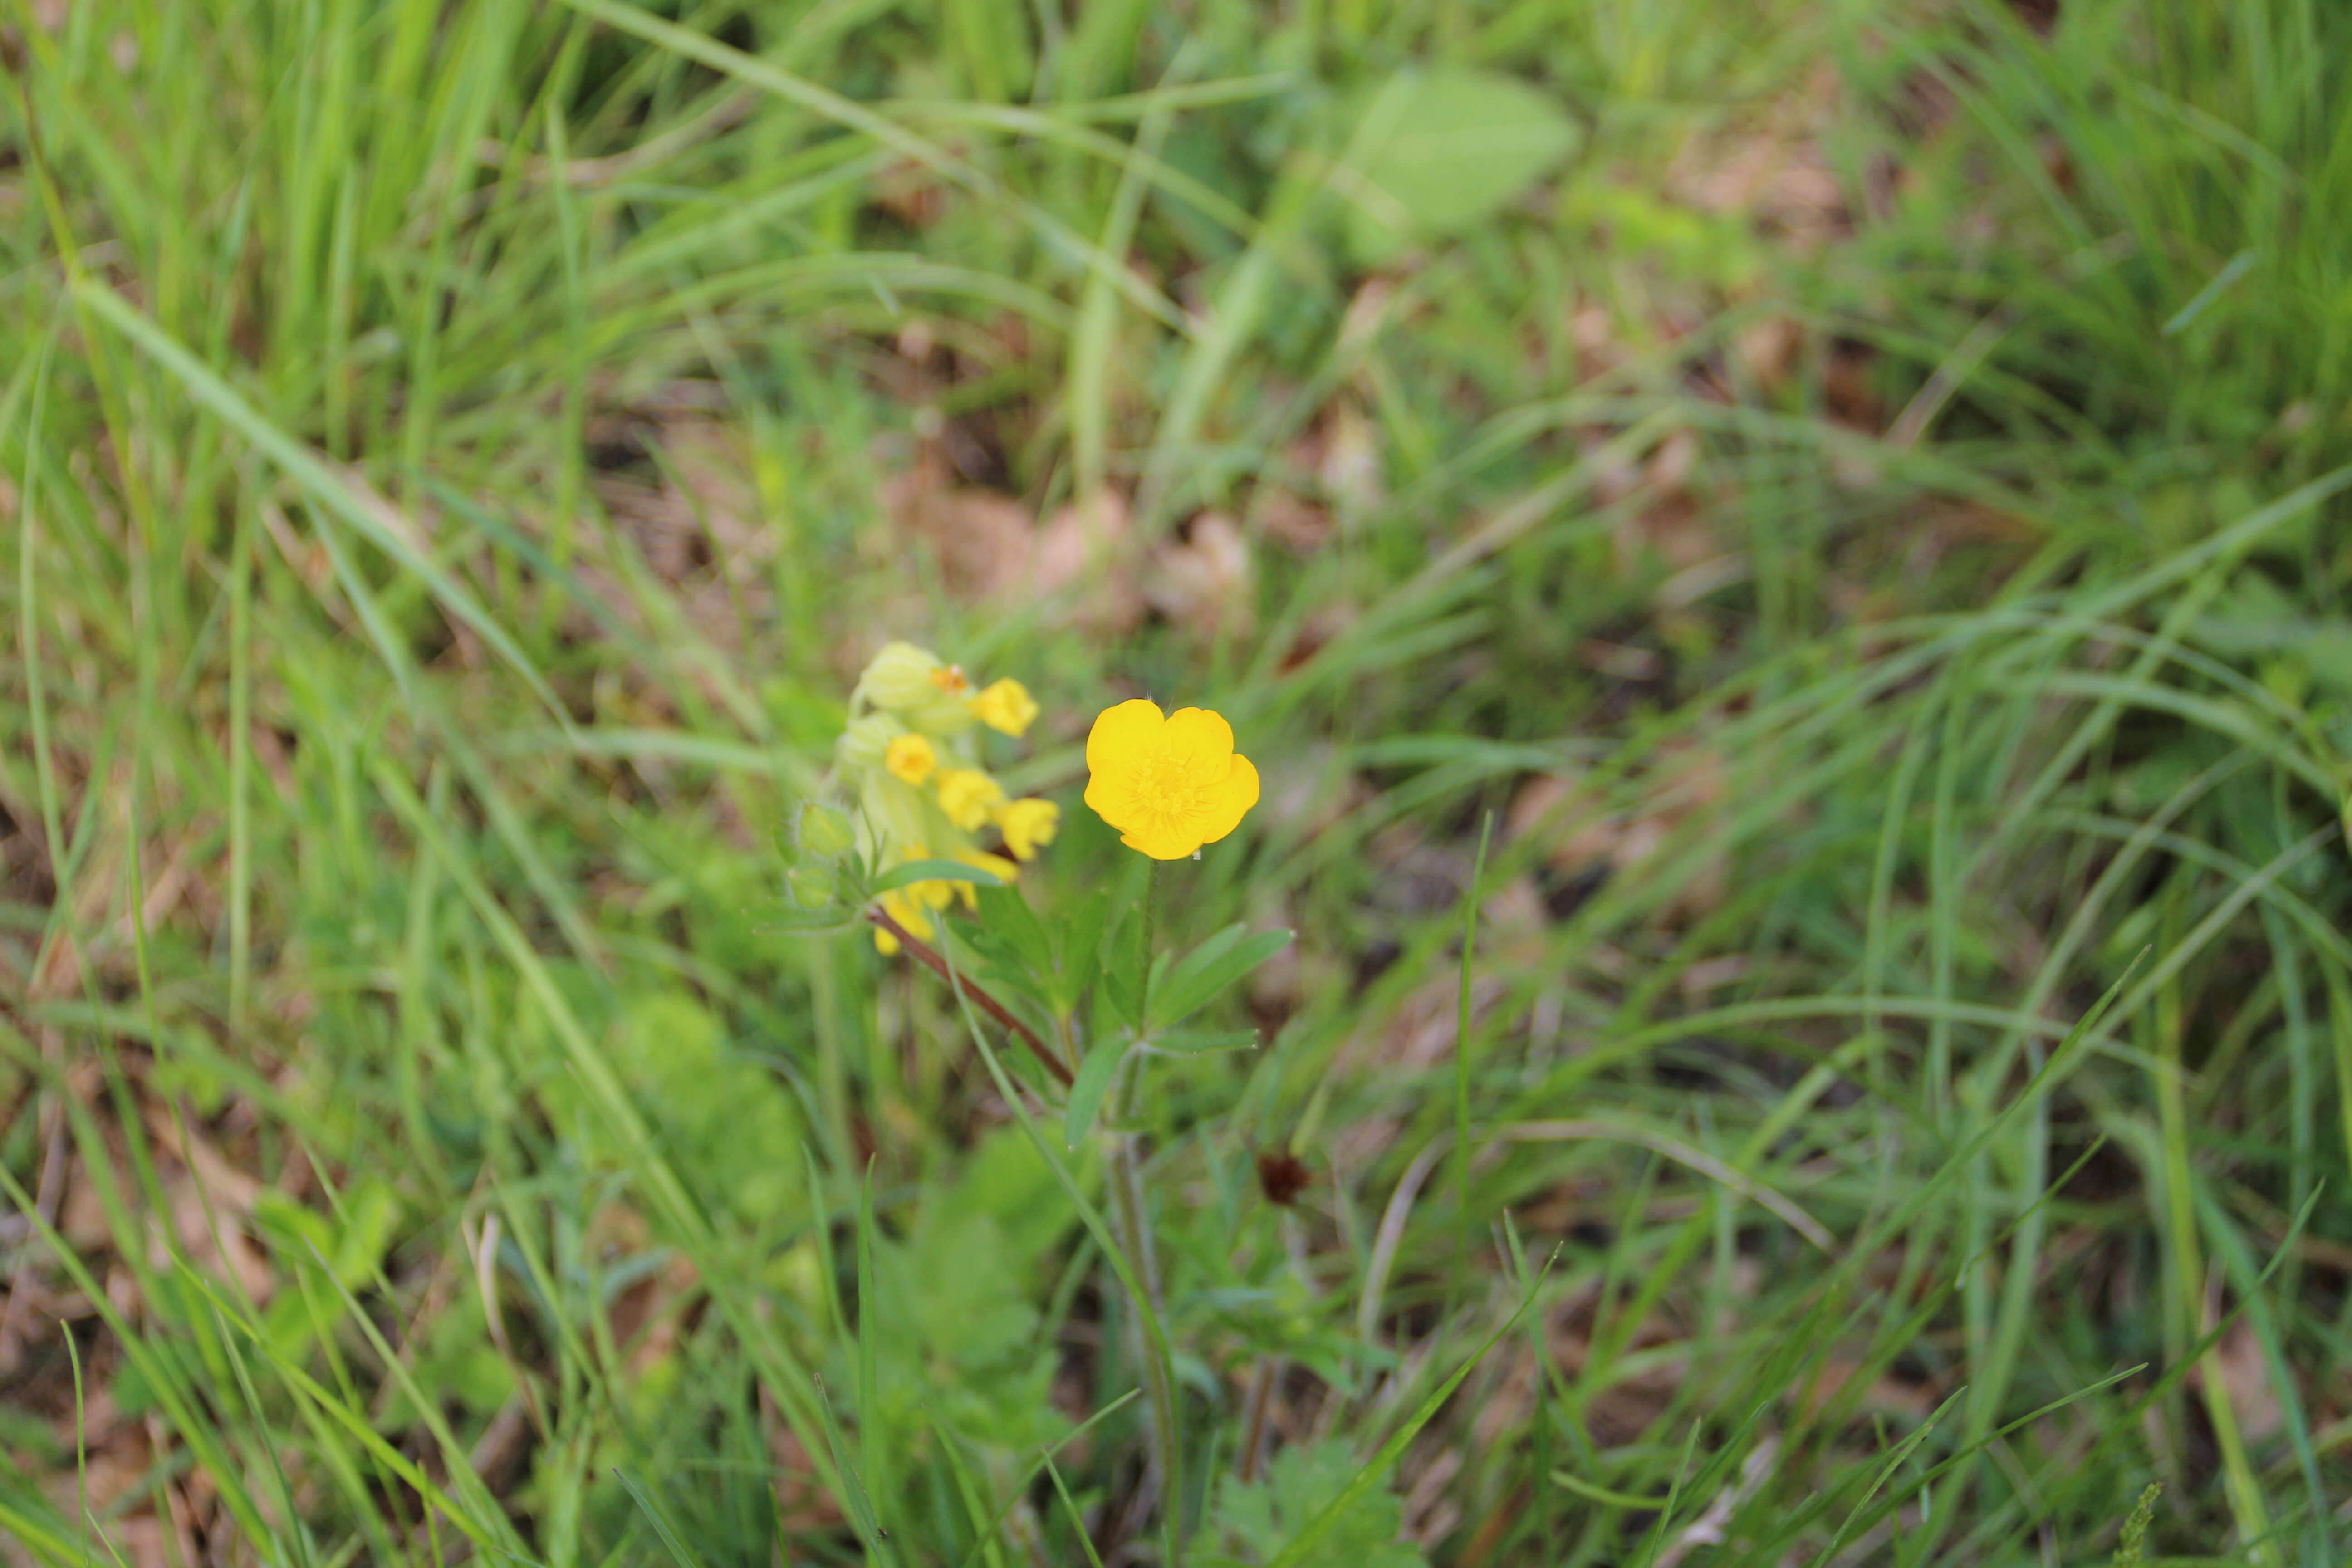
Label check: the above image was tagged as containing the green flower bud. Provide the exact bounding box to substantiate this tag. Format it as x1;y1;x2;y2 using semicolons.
853;641;944;711
786;863;837;909
795;802;855;859
836;713;901;773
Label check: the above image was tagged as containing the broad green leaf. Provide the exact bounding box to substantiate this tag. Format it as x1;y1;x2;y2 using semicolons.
1339;69;1579;266
1101;905;1148;1029
1063;1034;1129;1148
1055;888;1112;1010
1150;927;1292;1033
870;857;1009;895
1151;923;1246;1021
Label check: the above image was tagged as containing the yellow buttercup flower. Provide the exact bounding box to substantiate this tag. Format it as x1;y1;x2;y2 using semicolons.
1084;699;1259;861
884;732;937;785
970;678;1039;738
935;767;1005;832
995;797;1059;861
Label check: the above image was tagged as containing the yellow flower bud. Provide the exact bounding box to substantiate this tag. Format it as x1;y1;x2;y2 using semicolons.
935;767;1005;832
969;678;1039;738
884;733;937;785
995;797;1059;861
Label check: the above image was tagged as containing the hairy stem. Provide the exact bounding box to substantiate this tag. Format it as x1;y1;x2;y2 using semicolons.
867;907;1073;1088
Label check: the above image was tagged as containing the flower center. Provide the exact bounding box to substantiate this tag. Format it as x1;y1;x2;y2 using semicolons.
1131;749;1209;828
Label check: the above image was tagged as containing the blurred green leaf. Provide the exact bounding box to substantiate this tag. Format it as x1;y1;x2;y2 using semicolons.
795;801;856;858
976;882;1055;981
1101;904;1149;1030
1340;69;1579;266
1063;1035;1128;1147
871;857;1009;895
1150;1028;1259;1055
1150;927;1292;1033
1212;1440;1425;1568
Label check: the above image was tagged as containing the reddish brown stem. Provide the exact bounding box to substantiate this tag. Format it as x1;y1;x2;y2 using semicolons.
867;907;1075;1089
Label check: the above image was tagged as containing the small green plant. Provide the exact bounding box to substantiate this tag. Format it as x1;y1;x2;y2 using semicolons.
784;642;1298;1562
2113;1482;2162;1567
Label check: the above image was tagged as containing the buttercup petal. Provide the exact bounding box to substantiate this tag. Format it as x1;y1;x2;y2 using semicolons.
1196;754;1261;846
1086;698;1166;775
1083;772;1135;835
1161;706;1236;764
1121;823;1204;860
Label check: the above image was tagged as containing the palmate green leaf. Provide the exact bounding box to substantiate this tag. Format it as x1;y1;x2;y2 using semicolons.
1212;1441;1423;1568
1149;927;1292;1034
1338;68;1580;266
975;883;1056;982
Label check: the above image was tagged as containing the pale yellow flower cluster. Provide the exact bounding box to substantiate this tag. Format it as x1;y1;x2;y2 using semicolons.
836;641;1059;953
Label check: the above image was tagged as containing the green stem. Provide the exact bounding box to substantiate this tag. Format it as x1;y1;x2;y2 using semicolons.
1139;856;1162;1032
1451;813;1492;1311
1107;1128;1179;1550
1106;853;1181;1563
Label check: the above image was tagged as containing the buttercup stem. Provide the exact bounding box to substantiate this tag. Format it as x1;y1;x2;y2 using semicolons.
1107;854;1181;1558
1107;1116;1180;1558
1139;857;1161;1031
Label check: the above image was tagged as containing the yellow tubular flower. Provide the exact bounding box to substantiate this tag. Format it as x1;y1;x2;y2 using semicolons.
935;767;1005;832
1083;699;1260;861
969;678;1039;738
876;887;936;951
995;797;1059;862
884;733;937;785
953;848;1019;909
